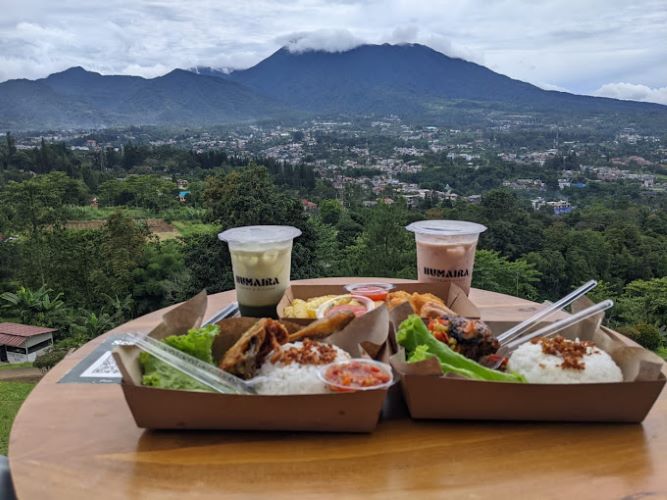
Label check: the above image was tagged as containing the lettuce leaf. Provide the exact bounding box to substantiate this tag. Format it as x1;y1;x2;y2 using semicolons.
140;324;219;391
398;314;525;383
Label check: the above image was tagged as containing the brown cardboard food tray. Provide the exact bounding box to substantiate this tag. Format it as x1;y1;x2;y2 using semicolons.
277;282;480;325
390;301;666;423
113;292;391;432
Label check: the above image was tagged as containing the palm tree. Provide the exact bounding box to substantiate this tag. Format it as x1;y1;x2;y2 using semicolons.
0;285;65;324
71;312;116;341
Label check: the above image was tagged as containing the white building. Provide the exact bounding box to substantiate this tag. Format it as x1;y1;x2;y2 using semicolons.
531;197;546;210
0;323;56;363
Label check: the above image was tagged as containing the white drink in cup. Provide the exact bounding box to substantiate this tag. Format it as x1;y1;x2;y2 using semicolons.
218;225;301;318
406;220;487;296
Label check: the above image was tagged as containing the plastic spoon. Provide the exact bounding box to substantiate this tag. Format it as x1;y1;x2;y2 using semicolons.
496;280;598;346
125;333;255;394
500;299;614;356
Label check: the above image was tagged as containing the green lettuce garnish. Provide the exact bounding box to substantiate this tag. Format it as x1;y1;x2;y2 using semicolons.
398;314;525;383
139;324;219;391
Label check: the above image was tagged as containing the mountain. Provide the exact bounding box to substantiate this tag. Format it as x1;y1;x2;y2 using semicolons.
0;68;286;130
1;43;665;130
227;43;665;117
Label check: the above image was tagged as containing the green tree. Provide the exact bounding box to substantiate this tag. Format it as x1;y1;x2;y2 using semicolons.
348;202;416;278
98;175;177;212
472;250;541;300
203;164;321;281
0;132;16;170
131;240;190;314
1;172;89;234
181;231;235;295
319;199;343;225
310;218;341;276
94;212;150;301
616;277;667;326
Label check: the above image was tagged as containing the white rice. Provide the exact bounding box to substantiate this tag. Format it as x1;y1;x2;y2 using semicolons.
508;341;623;384
254;342;351;395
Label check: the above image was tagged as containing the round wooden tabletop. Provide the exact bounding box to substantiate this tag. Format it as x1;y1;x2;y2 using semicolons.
8;278;667;499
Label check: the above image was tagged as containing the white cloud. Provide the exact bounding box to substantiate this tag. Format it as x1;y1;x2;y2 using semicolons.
537;82;571;92
0;0;664;96
277;29;366;53
593;82;667;105
386;25;484;64
389;25;419;44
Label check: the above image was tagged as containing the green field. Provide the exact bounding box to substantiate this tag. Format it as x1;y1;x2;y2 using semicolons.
0;382;36;455
171;221;218;237
0;362;33;371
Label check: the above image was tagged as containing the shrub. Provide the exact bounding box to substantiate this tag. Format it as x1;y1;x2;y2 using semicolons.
33;349;68;373
633;323;662;351
617;323;661;351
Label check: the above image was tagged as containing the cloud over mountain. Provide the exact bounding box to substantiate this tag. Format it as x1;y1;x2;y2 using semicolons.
278;29;365;54
0;0;664;97
594;82;667;105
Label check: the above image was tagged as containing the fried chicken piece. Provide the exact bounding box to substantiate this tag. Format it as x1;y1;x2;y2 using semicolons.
288;311;355;342
220;319;289;379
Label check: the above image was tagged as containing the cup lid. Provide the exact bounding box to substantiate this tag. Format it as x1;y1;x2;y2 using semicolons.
405;220;487;236
218;225;302;245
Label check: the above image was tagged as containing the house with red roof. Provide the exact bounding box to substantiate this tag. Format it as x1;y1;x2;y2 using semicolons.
301;199;318;212
0;323;56;363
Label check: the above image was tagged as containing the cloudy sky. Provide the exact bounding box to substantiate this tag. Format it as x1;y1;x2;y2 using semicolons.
1;0;666;104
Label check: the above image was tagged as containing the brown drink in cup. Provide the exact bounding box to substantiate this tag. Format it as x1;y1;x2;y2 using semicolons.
406;220;487;295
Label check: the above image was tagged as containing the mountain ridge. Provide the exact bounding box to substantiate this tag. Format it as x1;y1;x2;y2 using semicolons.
0;43;665;130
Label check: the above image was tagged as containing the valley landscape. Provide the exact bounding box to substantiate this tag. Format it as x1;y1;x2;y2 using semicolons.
2;0;667;496
2;41;665;366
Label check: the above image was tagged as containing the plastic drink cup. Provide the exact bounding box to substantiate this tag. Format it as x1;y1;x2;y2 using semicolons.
406;220;487;295
218;225;301;318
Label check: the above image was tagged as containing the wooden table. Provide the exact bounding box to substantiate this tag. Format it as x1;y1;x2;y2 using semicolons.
8;278;667;499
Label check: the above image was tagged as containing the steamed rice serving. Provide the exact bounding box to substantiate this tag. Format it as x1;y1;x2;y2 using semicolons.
508;336;622;384
255;340;351;395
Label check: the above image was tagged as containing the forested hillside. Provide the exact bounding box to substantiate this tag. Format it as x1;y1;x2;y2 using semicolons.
1;132;665;361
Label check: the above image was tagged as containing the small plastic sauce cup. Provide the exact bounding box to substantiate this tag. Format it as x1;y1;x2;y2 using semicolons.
344;283;395;301
315;294;375;319
318;359;394;392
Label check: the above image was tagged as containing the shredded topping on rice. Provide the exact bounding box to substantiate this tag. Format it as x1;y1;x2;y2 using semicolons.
271;339;339;365
531;335;596;370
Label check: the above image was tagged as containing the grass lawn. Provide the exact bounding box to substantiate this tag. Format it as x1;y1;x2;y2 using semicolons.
0;381;36;455
0;362;33;371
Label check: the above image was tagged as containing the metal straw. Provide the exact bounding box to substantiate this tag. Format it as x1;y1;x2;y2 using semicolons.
497;280;598;346
500;299;614;354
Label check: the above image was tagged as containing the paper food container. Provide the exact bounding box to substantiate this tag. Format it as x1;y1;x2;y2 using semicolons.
277;282;480;327
389;298;666;423
113;292;392;433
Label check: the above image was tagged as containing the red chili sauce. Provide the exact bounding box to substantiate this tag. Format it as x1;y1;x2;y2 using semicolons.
344;284;392;301
324;361;391;392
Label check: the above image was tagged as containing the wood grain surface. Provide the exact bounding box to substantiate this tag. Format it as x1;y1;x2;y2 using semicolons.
8;278;667;500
